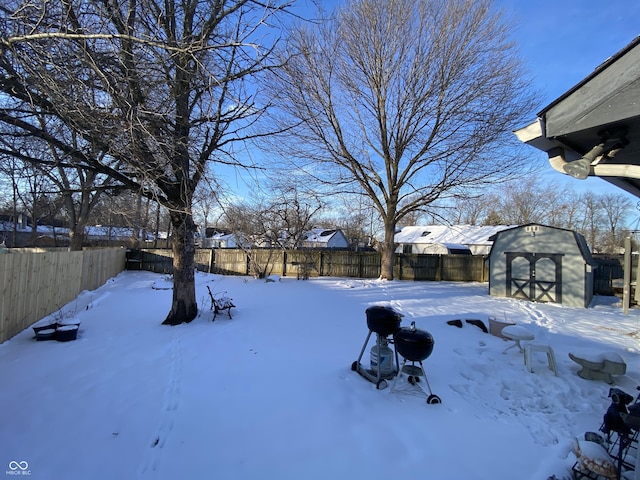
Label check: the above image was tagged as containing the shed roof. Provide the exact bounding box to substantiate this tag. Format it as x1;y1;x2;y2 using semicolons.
489;223;595;265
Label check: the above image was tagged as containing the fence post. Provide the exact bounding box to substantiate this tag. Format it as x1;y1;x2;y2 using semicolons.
208;249;215;273
282;250;287;277
623;236;631;315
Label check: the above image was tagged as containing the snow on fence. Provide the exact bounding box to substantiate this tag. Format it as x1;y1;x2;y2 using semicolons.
0;248;126;343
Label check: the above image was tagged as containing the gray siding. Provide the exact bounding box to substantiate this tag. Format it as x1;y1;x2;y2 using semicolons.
489;225;594;308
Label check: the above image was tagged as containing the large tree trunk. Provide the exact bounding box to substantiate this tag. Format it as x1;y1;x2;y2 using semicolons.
68;227;84;251
162;208;197;325
380;220;396;280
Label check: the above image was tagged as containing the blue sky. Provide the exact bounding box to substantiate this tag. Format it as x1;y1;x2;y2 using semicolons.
298;0;639;109
502;0;639;109
226;1;639;208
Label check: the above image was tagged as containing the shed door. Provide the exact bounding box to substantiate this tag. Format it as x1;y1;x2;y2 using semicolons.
505;252;563;303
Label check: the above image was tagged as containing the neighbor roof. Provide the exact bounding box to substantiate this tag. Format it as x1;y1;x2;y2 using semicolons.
395;225;513;247
303;228;341;244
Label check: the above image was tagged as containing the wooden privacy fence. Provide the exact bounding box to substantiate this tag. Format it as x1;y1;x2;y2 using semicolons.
0;248;126;343
125;249;622;293
125;248;490;282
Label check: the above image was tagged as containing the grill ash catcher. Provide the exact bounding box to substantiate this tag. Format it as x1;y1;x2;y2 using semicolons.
351;306;441;404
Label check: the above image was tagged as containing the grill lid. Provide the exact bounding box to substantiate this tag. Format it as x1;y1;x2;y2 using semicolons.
365;306;402;336
394;322;434;361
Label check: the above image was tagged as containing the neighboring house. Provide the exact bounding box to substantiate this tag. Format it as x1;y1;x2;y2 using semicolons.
202;228;238;248
0;221;159;247
84;226;155;242
0;213;30;230
0;219;67;247
394;225;514;255
201;227;348;249
299;228;349;249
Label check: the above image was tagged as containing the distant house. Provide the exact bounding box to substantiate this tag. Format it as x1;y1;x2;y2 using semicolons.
299;228;349;249
0;212;30;230
200;227;349;250
394;225;514;255
202;228;238;248
84;226;154;242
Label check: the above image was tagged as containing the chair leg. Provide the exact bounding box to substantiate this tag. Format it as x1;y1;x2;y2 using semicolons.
524;345;533;372
546;349;558;376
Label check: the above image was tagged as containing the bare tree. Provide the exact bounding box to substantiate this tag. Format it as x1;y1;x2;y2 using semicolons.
444;194;494;225
0;116;128;249
0;152;25;245
266;0;537;279
598;192;632;253
490;178;571;225
192;180;223;239
12;162;55;246
333;194;381;250
1;0;291;324
222;186;322;276
577;191;602;252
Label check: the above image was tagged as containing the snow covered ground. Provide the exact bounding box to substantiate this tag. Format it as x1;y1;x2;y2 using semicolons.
2;271;640;479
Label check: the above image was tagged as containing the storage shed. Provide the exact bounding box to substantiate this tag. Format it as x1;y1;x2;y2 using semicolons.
488;224;596;308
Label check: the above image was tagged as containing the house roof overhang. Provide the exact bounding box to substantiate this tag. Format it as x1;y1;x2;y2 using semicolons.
514;35;640;198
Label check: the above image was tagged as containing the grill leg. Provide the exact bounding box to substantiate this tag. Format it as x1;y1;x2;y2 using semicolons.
375;335;382;383
356;330;373;364
417;361;434;395
390;358;407;393
390;359;441;404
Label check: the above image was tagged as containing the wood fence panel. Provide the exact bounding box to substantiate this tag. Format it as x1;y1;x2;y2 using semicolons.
81;248;126;291
136;249;173;273
252;249;285;277
0;248;125;343
399;255;439;280
194;249;213;273
285;250;319;278
320;251;361;277
441;255;486;282
0;254;21;342
592;255;624;295
212;249;248;275
353;252;380;278
126;248;491;284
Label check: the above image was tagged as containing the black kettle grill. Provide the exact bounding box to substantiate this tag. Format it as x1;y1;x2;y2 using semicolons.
390;321;441;404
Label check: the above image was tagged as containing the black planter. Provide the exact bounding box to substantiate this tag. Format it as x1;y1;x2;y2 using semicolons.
33;323;58;340
35;328;57;341
55;325;79;342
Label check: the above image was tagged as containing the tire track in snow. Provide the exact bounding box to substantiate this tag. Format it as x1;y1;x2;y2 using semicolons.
138;331;182;477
